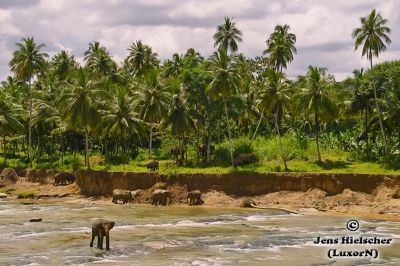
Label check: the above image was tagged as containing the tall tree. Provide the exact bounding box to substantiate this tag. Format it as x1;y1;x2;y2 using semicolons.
299;66;338;162
352;9;391;156
213;17;243;54
51;50;77;81
59;68;101;169
207;49;239;166
126;40;159;77
135;71;170;158
264;24;297;72
163;95;195;162
256;69;291;170
9;37;48;167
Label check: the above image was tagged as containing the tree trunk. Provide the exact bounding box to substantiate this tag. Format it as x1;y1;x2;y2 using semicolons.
275;107;288;170
224;100;234;167
85;127;90;169
370;54;388;157
149;125;153;159
206;133;211;163
61;133;64;164
251;112;264;142
365;107;369;157
3;136;7;165
315;109;321;162
28;78;33;168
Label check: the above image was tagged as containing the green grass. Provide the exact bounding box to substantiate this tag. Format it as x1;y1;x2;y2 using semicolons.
2;135;400;175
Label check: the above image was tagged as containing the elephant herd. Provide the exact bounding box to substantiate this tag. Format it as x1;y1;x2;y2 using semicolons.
112;188;204;206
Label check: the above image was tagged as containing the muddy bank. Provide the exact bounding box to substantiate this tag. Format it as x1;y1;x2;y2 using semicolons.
1;168;400;218
74;170;400;197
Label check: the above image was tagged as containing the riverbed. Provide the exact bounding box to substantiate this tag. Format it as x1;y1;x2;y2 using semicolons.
0;198;399;265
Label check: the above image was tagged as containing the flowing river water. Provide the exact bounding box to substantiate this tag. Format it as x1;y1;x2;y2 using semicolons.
0;198;399;266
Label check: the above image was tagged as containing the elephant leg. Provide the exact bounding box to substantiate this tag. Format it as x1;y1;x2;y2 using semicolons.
90;233;95;247
105;233;110;250
98;231;103;249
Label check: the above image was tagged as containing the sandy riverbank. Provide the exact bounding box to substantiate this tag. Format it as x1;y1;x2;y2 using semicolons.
2;177;400;221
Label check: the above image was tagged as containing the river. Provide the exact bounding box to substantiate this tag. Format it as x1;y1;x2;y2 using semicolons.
0;198;399;265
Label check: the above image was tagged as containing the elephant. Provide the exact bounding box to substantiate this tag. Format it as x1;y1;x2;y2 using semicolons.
146;160;159;171
170;146;185;160
198;144;215;157
90;219;115;250
151;189;171;206
233;153;257;167
112;189;133;204
187;190;204;206
53;172;75;186
130;189;141;200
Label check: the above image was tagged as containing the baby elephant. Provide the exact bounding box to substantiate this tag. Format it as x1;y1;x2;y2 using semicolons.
53;172;75;186
187;190;204;206
146;160;159;171
90;219;115;250
112;189;132;204
151;189;171;206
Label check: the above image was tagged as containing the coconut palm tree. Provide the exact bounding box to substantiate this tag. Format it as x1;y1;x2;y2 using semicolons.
256;69;291;170
352;9;391;156
0;93;24;164
101;87;144;155
213;17;243;54
207;49;239;166
9;37;48;167
51;50;77;81
349;69;373;154
163;94;195;162
264;24;297;72
126;40;159;77
299;66;338;162
163;53;184;78
59;68;102;169
134;71;170;158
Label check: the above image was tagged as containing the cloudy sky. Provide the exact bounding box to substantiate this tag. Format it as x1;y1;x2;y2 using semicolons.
0;0;399;80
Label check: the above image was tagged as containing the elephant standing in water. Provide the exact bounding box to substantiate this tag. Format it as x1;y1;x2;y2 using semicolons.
90;219;115;250
151;189;171;206
187;190;204;205
112;189;133;204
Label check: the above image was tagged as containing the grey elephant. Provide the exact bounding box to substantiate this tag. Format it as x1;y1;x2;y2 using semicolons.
146;160;159;171
90;219;115;250
151;189;171;206
112;189;132;204
187;190;204;206
53;172;75;186
130;189;141;200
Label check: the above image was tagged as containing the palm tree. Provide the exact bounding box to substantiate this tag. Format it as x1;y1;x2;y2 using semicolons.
349;69;373;154
0;93;24;164
264;24;297;72
9;37;48;167
352;9;391;156
134;71;170;158
163;95;195;162
101;88;143;155
299;66;338;162
213;17;243;53
256;69;291;170
59;68;102;169
163;53;184;78
51;50;77;80
126;40;159;77
207;49;239;166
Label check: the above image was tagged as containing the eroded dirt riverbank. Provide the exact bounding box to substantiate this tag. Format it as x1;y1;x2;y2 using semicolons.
1;168;400;220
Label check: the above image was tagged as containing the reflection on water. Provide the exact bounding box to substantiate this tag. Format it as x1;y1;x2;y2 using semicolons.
0;198;399;265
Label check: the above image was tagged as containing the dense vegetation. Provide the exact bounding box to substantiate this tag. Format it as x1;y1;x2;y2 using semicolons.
1;9;399;174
